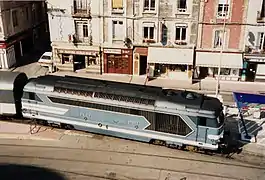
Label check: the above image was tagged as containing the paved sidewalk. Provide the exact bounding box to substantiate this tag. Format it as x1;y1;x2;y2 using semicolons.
0;121;62;141
52;71;265;95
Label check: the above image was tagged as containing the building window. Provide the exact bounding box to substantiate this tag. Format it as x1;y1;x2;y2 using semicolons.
213;30;227;48
258;32;265;50
83;24;88;37
112;20;124;40
177;0;187;13
25;7;29;20
143;24;155;40
32;4;36;23
217;0;230;18
175;25;187;43
75;21;89;41
144;0;155;11
12;10;18;27
112;0;123;11
73;0;88;14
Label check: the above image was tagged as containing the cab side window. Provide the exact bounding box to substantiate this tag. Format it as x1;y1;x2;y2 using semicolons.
22;92;42;102
198;117;207;126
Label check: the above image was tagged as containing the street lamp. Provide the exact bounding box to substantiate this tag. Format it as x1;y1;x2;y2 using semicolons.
215;0;228;97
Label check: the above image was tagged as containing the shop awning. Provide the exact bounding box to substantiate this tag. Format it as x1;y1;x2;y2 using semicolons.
196;52;243;69
147;47;194;65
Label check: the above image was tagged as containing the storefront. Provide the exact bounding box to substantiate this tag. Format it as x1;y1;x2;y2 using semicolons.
0;30;33;69
243;54;265;82
147;47;194;81
133;47;148;75
195;51;243;81
55;48;98;72
103;48;133;74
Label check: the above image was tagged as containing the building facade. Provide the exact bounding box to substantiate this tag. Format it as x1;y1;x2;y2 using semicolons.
47;0;102;73
47;0;200;81
0;1;48;69
195;0;247;81
102;0;133;75
131;0;199;82
243;0;265;82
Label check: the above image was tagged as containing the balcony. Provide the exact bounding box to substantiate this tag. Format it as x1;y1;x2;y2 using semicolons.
142;39;156;44
71;5;91;18
257;11;265;23
71;35;93;46
245;46;265;54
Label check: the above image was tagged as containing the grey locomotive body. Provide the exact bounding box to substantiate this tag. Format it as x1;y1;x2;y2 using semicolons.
21;75;225;150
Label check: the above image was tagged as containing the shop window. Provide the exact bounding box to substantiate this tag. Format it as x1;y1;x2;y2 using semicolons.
177;0;187;13
144;0;155;11
217;0;230;19
175;24;187;44
112;20;124;40
213;68;238;76
213;30;227;48
62;54;72;64
169;65;186;72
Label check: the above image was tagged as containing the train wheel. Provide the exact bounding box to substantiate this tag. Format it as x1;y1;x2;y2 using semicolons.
37;120;48;126
61;123;74;130
152;139;166;146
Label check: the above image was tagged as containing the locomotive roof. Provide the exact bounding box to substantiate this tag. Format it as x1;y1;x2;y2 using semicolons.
26;75;222;113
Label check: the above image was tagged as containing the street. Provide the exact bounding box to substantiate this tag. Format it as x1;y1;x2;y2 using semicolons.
0;130;264;180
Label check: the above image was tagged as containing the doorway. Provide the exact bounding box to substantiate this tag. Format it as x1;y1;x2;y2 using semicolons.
14;42;21;60
139;55;147;75
246;63;257;82
73;55;85;71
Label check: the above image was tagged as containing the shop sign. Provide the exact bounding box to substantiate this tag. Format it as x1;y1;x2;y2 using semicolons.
248;58;265;63
103;49;121;54
58;49;97;56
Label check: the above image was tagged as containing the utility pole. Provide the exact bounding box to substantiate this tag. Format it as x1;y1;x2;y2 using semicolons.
99;46;102;75
215;0;228;97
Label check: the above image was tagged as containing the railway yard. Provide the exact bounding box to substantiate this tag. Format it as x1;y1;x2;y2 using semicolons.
0;119;264;180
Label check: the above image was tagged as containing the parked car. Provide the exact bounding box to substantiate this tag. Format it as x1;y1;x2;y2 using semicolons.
38;52;54;72
38;52;52;66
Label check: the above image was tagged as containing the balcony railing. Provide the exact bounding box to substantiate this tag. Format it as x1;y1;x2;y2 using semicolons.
71;5;91;18
245;45;265;54
257;11;265;23
72;35;92;46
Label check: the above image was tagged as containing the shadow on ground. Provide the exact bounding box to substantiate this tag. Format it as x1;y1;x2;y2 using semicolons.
0;163;66;180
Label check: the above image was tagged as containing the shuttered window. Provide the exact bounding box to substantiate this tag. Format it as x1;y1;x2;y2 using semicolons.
112;0;123;9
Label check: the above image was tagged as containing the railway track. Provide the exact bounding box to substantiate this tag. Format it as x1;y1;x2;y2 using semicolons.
0;115;243;160
0;143;263;180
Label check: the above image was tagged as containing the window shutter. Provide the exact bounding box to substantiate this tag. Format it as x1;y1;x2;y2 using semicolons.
112;0;123;9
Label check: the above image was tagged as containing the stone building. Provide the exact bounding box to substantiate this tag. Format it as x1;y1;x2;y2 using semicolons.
195;0;247;81
0;1;48;69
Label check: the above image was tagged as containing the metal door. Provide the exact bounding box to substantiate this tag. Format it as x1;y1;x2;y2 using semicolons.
197;127;208;144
